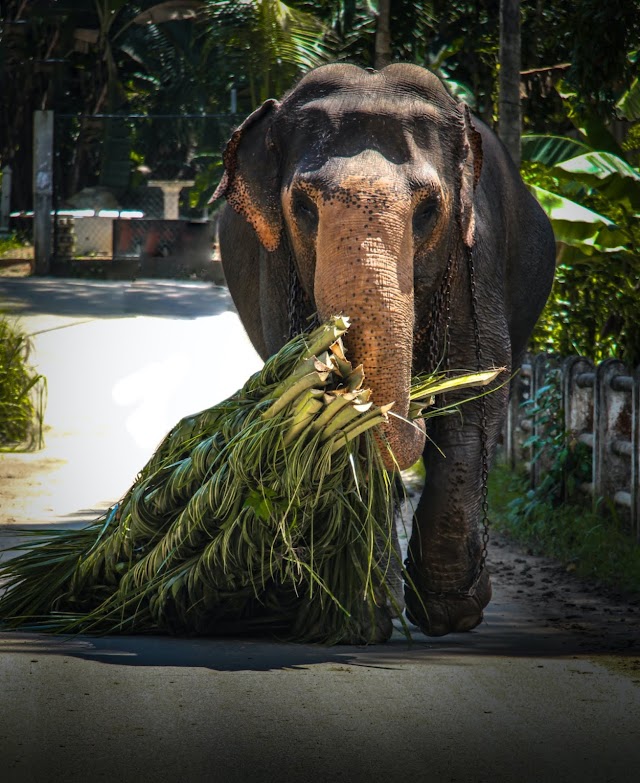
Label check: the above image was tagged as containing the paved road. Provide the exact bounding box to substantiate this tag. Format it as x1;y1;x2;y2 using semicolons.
0;279;638;783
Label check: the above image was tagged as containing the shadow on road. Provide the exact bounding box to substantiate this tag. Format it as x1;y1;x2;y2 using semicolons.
0;613;634;675
2;517;639;673
2;523;638;672
0;278;233;320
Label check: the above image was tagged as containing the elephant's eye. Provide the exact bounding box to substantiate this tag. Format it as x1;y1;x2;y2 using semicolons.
413;197;438;239
292;190;318;230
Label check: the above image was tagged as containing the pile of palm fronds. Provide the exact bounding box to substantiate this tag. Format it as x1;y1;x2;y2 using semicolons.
0;316;45;451
0;316;499;643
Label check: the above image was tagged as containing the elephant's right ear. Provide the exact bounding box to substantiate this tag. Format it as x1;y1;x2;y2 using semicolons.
212;99;282;252
458;103;483;248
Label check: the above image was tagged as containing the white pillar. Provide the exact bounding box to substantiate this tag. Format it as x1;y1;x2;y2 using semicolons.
149;180;194;220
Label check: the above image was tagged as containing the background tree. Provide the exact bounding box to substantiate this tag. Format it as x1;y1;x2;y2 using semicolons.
0;0;207;209
498;0;520;165
203;0;330;112
374;0;390;69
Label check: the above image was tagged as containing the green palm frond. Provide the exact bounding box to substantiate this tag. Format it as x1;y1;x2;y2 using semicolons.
204;0;333;105
0;316;499;644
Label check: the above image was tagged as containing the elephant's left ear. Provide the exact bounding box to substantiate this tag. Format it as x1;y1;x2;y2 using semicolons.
211;99;283;252
458;103;483;247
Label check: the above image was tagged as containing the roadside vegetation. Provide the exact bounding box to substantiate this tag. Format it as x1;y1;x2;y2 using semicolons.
521;83;640;366
0;316;45;451
489;464;640;595
0;232;24;257
490;369;640;594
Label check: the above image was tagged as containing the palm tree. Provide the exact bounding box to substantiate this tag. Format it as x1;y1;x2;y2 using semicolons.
203;0;331;110
1;0;333;209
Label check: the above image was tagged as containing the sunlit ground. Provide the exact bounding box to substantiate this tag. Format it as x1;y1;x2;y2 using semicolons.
3;310;262;522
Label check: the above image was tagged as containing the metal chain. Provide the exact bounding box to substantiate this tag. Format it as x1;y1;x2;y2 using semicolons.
440;258;453;369
288;253;319;338
466;245;491;596
422;253;455;375
407;248;490;601
288;254;305;339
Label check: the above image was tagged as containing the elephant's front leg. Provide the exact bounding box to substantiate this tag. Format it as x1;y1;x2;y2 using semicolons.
404;380;509;637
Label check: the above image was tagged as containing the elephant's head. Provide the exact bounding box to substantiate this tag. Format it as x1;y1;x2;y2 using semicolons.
215;64;483;471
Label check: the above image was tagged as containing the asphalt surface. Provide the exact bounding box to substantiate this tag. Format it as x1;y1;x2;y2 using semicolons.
0;278;638;783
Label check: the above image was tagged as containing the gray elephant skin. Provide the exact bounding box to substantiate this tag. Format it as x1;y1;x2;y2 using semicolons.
214;63;556;638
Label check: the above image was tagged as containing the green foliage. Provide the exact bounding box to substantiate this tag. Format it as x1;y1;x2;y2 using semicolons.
0;316;401;643
509;369;591;518
0;315;498;641
3;0;639;210
0;233;23;256
519;1;640;133
491;366;639;594
521;85;640;365
188;154;224;210
0;317;45;451
561;2;640;117
205;0;332;110
490;465;640;595
617;75;640;123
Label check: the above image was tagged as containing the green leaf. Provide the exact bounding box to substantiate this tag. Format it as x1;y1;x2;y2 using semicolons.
553;87;626;156
553;152;640;211
133;2;204;26
428;39;464;70
190;160;223;209
521;135;592;166
244;487;278;522
440;76;476;108
527;184;629;254
616;77;640;121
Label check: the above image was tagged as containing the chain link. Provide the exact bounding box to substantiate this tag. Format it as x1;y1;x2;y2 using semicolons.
288;254;308;339
423;253;455;375
412;247;491;600
465;245;491;596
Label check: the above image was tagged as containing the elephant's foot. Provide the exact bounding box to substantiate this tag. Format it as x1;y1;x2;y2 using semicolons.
404;568;492;637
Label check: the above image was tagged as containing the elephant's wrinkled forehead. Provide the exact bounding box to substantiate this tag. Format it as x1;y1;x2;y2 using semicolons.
280;93;451;168
301;93;444;124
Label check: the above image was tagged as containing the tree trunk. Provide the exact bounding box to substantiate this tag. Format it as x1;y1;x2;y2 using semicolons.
374;0;392;70
498;0;521;166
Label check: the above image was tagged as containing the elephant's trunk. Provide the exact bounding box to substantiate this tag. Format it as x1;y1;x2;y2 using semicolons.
313;169;425;471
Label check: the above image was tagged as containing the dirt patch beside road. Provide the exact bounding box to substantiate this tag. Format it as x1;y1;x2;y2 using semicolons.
0;453;69;526
489;532;640;660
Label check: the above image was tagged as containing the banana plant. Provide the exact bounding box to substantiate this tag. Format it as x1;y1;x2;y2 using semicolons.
522;80;640;364
521;79;640;257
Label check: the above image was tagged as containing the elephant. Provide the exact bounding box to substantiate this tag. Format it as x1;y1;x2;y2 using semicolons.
213;63;556;638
